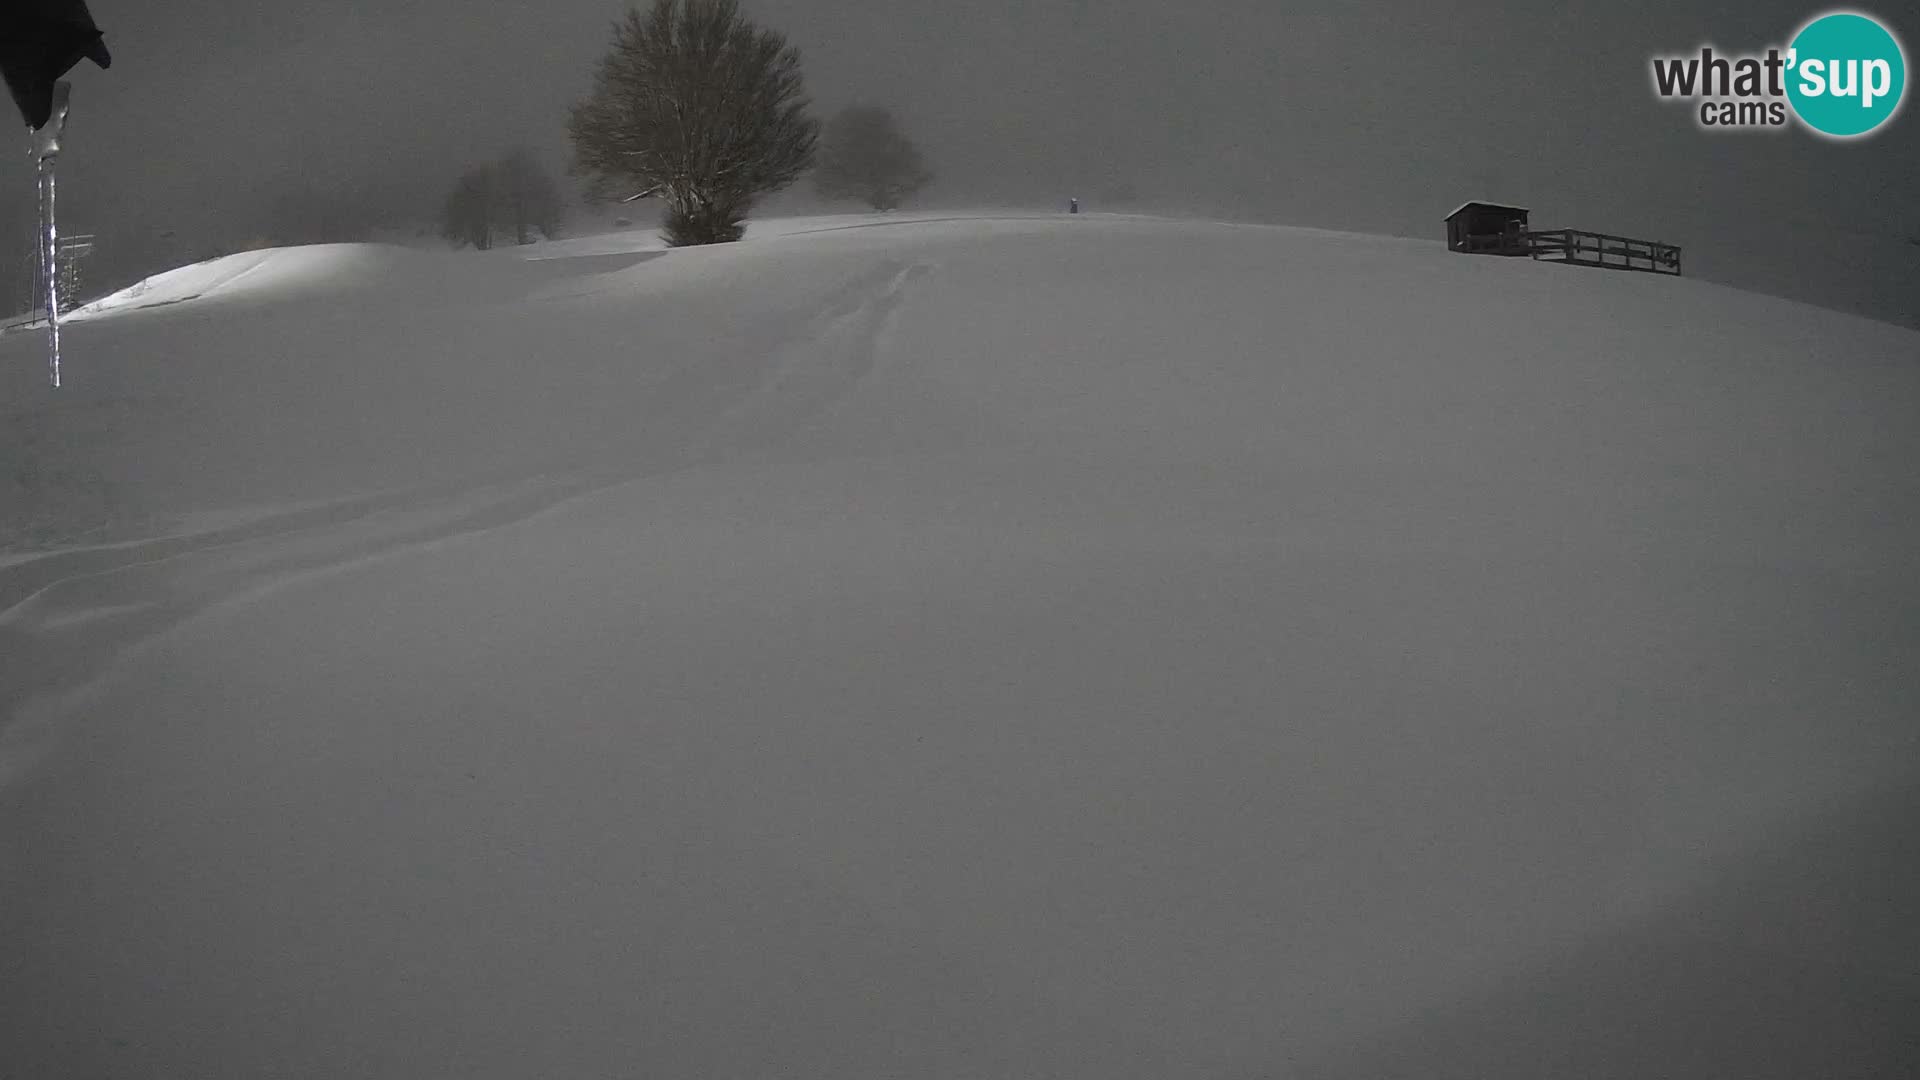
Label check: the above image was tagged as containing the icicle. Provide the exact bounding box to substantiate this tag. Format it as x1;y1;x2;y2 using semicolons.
28;82;74;388
39;155;61;388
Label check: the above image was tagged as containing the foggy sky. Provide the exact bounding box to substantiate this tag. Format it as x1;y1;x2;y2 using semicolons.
13;1;1920;304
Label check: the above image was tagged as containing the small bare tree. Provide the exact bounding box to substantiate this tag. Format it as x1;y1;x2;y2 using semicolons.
442;150;567;250
568;0;817;246
497;147;565;245
814;105;933;211
441;163;499;250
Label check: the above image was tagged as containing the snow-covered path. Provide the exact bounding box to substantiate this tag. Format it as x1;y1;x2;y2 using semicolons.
4;214;1918;1078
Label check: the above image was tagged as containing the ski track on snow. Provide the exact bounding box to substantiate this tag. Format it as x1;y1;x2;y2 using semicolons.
693;259;933;459
0;257;937;759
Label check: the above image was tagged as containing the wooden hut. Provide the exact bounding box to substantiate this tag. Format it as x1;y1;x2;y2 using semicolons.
1444;201;1532;256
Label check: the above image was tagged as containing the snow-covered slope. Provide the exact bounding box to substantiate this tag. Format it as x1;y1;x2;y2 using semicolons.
69;243;437;317
3;213;1917;1079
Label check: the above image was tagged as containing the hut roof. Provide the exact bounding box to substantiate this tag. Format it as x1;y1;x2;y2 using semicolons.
1444;201;1531;221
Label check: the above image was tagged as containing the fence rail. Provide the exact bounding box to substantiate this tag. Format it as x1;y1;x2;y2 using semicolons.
1524;228;1682;276
1455;228;1683;276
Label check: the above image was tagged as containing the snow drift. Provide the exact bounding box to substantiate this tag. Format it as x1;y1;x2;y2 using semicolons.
70;243;435;317
3;213;1918;1079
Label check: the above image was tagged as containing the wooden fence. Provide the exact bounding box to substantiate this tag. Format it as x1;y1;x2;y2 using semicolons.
1455;228;1683;276
1525;229;1682;276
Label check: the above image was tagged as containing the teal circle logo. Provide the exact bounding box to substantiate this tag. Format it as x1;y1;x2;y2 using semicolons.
1787;12;1907;138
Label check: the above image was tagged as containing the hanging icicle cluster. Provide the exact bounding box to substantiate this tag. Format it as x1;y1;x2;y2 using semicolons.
3;0;111;388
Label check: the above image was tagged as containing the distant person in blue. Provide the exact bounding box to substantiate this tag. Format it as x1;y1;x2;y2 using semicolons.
1069;197;1080;214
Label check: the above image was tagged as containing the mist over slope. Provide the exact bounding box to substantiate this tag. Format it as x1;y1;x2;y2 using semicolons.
3;213;1917;1079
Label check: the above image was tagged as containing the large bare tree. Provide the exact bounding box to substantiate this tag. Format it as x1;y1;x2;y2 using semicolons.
814;105;933;211
568;0;817;246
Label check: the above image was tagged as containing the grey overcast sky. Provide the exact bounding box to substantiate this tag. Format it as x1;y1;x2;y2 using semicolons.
17;1;1920;306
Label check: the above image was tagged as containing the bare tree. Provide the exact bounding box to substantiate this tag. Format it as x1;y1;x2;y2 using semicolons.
497;147;566;245
567;0;817;246
441;163;499;250
813;105;933;211
441;150;565;250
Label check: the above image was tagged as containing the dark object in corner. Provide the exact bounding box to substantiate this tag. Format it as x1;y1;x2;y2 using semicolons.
2;0;111;131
